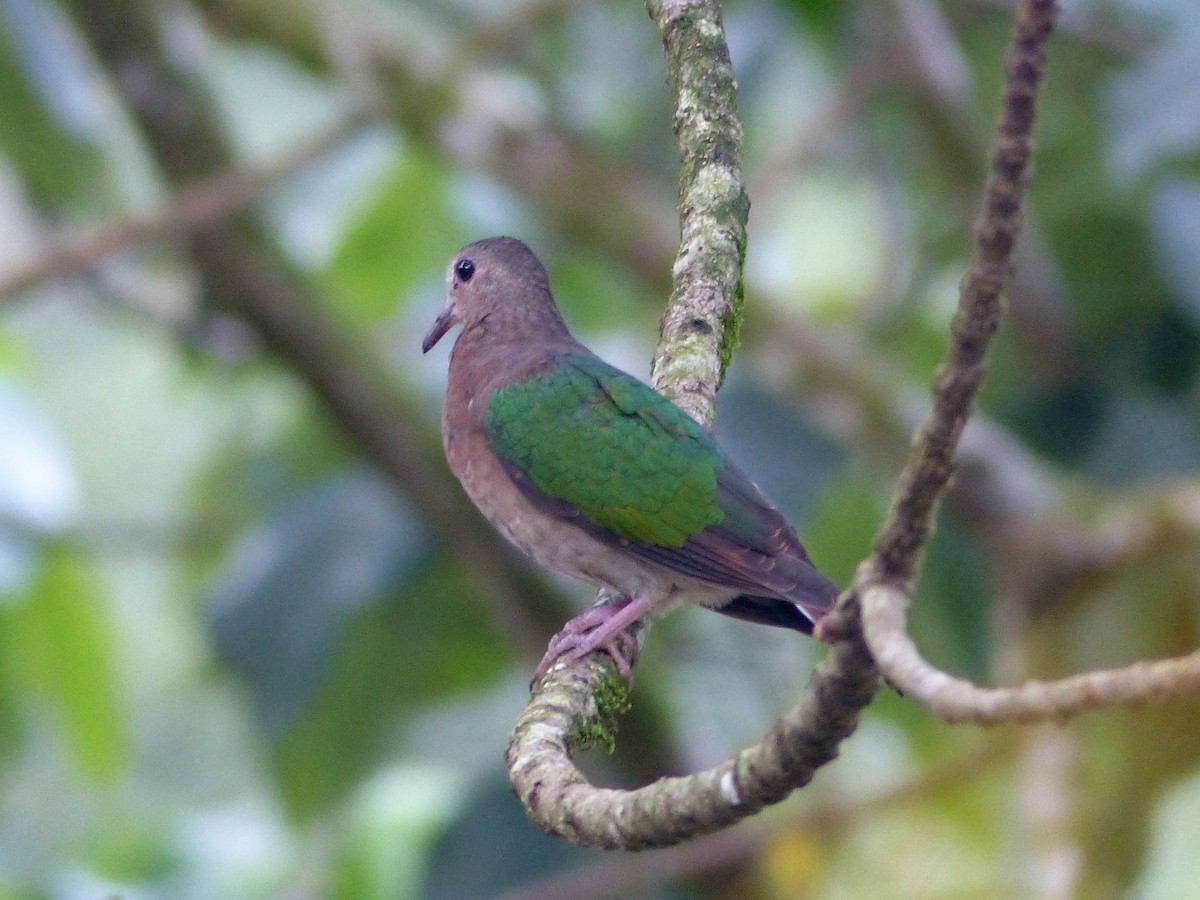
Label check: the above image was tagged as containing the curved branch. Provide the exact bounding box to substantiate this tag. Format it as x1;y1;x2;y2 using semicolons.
503;737;1007;900
507;610;875;849
850;0;1200;724
864;583;1200;724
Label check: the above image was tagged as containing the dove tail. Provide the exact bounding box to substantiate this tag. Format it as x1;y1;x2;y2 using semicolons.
715;594;820;634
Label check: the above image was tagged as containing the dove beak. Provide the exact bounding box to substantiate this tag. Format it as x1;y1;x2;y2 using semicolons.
422;303;457;353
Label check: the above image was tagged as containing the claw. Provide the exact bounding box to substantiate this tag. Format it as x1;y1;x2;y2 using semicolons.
532;595;653;684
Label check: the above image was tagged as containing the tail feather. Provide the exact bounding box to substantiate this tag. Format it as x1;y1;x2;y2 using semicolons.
715;594;817;633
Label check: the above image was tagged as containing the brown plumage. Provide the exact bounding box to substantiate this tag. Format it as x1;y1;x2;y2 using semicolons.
423;236;839;679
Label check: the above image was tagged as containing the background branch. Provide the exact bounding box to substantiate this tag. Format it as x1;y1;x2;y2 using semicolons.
62;0;570;662
0;111;369;303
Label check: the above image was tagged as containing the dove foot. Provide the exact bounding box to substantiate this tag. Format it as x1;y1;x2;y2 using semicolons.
533;595;654;683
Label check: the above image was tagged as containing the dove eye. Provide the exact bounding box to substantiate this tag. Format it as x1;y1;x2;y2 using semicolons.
454;258;476;282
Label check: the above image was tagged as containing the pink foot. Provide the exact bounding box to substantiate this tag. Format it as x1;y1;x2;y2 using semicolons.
533;595;654;683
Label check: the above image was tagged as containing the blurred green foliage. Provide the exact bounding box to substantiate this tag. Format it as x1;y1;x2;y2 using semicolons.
0;0;1198;898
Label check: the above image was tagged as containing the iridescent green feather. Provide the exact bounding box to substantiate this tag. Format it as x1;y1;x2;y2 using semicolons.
484;352;725;548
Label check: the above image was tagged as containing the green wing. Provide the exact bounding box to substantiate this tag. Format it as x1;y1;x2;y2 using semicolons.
485;350;839;618
484;351;725;548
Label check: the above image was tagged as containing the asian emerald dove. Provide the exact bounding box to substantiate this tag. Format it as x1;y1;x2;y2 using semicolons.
423;236;839;680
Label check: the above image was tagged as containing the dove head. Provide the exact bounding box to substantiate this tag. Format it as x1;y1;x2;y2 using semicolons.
422;236;570;353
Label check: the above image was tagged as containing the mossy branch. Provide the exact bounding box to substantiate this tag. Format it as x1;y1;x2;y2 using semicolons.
646;0;751;425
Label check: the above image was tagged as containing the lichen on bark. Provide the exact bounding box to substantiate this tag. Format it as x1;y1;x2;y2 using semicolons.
647;0;750;426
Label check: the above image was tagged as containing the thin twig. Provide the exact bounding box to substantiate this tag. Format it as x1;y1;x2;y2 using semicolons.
859;0;1200;725
839;0;1058;603
864;582;1200;724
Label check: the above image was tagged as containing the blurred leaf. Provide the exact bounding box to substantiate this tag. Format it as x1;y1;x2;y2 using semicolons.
1084;393;1200;483
209;471;511;821
1106;11;1200;182
549;249;648;333
0;882;39;900
779;0;850;44
1133;766;1200;900
800;461;887;588
84;816;179;884
333;765;465;900
1150;176;1200;330
0;383;79;592
715;374;844;521
995;201;1197;468
871;290;957;390
752;171;887;316
322;150;464;322
818;771;1009;900
918;518;992;681
999;377;1107;465
1141;304;1200;393
761;824;823;898
0;14;101;204
190;396;354;546
0;611;24;763
423;775;594;900
0;327;32;372
1043;533;1200;888
1051;210;1176;374
269;554;510;820
10;548;126;781
208;471;428;731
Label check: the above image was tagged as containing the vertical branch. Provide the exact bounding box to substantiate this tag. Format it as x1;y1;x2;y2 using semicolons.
863;0;1057;591
646;0;751;425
